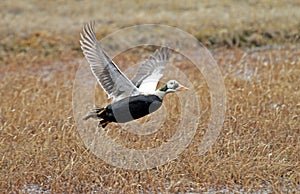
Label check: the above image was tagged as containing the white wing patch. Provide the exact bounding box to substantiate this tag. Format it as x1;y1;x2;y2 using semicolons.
138;68;165;93
131;47;171;93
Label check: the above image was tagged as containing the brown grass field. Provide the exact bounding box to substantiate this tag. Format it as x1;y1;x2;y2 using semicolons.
1;0;299;193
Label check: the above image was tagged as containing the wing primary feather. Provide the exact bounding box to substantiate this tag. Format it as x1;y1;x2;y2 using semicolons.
80;21;139;102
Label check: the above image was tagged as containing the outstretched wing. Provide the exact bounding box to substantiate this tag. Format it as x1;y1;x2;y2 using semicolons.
131;47;171;93
80;21;140;102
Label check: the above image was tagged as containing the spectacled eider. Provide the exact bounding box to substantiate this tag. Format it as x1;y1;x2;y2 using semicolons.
80;21;188;128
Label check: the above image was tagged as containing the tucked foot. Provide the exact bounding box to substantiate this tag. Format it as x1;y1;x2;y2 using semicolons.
99;120;110;128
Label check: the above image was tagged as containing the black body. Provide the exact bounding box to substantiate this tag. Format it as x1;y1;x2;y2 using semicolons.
84;95;162;128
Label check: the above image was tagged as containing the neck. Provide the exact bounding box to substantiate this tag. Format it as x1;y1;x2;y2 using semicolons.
154;90;167;99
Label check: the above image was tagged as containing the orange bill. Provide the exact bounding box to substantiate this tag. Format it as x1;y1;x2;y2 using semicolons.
176;86;189;91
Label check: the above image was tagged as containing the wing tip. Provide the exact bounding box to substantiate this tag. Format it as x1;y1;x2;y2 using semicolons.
153;46;172;62
82;20;96;31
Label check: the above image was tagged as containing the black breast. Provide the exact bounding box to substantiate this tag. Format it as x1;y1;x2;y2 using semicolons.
104;95;162;123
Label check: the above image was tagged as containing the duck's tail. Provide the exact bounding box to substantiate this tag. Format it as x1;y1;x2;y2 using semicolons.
83;108;110;128
83;108;105;120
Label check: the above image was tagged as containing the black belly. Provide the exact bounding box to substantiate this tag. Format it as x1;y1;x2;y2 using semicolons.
101;95;162;123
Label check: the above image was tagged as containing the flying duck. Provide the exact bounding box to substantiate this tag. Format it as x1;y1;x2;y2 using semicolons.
80;21;188;128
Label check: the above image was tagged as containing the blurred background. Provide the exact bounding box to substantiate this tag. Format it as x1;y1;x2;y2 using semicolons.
1;0;299;52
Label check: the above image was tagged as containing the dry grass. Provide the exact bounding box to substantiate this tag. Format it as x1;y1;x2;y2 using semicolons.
0;0;299;193
1;43;299;193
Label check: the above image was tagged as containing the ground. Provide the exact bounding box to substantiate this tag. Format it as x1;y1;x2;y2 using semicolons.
0;0;299;193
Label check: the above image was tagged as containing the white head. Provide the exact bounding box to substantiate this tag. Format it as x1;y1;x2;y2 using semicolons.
155;80;188;99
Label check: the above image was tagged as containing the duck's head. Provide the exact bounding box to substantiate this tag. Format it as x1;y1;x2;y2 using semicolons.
155;80;188;99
